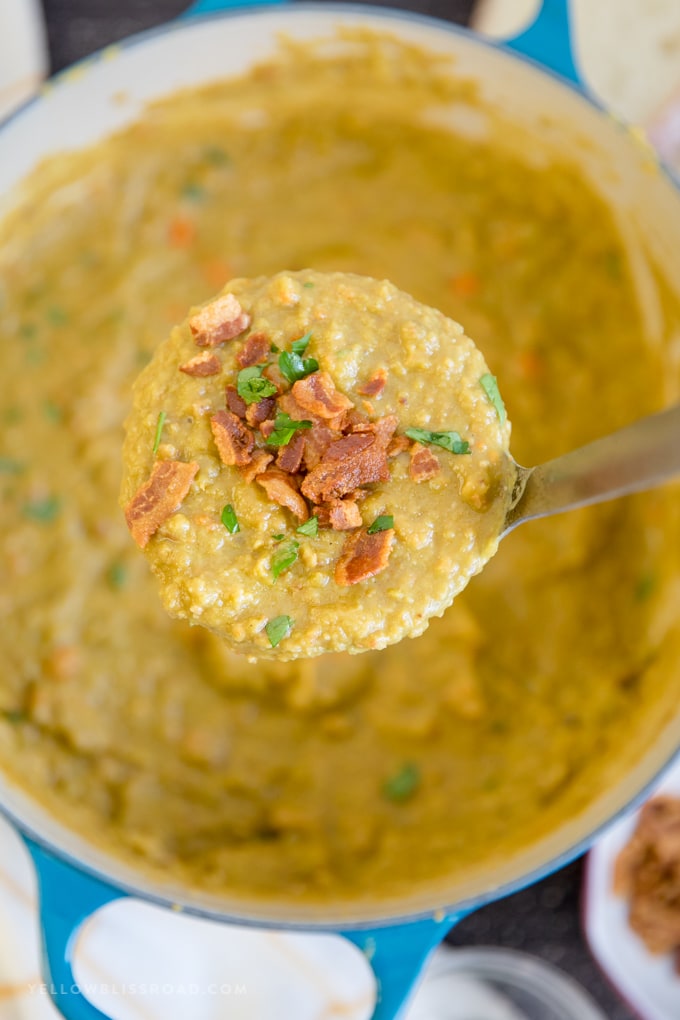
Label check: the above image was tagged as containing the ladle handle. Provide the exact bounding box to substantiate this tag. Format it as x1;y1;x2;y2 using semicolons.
505;403;680;533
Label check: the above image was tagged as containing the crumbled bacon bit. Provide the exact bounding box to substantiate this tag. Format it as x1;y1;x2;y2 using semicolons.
225;385;247;418
190;293;251;347
343;409;371;433
387;434;411;458
409;443;440;482
210;410;254;466
125;460;199;549
277;391;320;425
276;431;306;473
236;331;270;369
302;423;337;471
357;369;387;398
301;423;392;503
328;499;362;531
262;363;287;393
179;352;221;377
292;371;354;420
334;527;394;585
246;396;276;427
260;419;276;441
240;449;273;483
256;469;308;521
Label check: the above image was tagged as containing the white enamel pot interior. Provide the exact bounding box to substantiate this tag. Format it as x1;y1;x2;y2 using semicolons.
0;3;680;930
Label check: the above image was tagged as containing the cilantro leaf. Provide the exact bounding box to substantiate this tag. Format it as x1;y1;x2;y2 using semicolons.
272;539;299;580
479;373;506;425
278;335;318;384
266;615;293;647
383;763;420;803
291;332;313;355
237;366;278;405
296;516;318;537
405;427;470;455
267;412;313;447
221;504;240;534
367;514;393;534
152;410;167;455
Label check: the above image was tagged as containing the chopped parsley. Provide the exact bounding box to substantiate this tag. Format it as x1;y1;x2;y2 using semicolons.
383;763;420;803
181;182;205;203
2;709;28;725
268;412;313;446
43;400;64;424
266;615;293;648
634;571;657;602
237;366;278;405
303;282;315;289
405;427;470;455
273;533;285;542
367;514;393;534
479;373;506;425
270;343;280;353
0;457;24;474
107;561;128;590
297;516;319;537
46;305;68;327
23;495;61;523
152;411;167;455
221;504;240;534
278;333;318;384
272;539;299;580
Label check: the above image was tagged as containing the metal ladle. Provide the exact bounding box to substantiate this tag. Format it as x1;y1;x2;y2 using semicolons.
502;403;680;537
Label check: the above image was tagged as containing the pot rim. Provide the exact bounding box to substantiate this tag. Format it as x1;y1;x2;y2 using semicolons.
1;0;680;929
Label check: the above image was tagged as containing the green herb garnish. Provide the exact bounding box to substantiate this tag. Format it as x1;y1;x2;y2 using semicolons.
272;540;299;580
221;504;240;534
23;495;61;523
405;427;470;455
303;282;315;289
266;615;293;647
2;709;28;725
383;763;420;803
268;412;313;447
204;145;230;167
237;366;278;405
479;373;506;425
46;305;68;327
43;400;64;424
297;516;319;537
273;533;285;542
152;411;167;455
367;514;394;534
634;572;657;602
270;343;280;353
182;182;205;202
291;332;312;355
107;561;128;590
278;334;318;384
0;457;24;474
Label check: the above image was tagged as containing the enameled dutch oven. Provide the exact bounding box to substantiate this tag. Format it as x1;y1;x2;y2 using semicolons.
2;2;680;1018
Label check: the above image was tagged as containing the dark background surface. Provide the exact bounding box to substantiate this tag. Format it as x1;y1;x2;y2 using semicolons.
40;2;636;1017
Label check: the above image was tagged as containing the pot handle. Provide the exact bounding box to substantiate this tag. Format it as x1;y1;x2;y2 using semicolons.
183;0;288;16
343;912;466;1019
23;837;126;1020
502;0;580;86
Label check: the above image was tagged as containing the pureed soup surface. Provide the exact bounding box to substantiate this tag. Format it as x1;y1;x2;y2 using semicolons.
0;31;679;910
121;271;513;659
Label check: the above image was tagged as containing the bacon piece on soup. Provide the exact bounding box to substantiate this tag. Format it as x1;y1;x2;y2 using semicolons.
125;460;199;548
210;410;254;466
190;294;250;347
335;528;394;586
